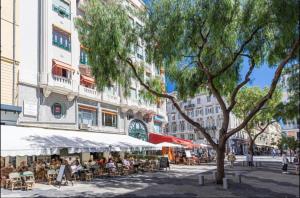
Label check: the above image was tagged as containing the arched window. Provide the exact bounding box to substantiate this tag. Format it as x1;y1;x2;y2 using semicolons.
128;119;148;141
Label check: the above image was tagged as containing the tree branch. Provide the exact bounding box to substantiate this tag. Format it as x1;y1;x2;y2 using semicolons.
211;26;262;78
119;54;217;148
227;55;256;112
226;38;300;139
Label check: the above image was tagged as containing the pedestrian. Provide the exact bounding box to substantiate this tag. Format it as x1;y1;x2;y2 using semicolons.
282;153;289;174
246;152;253;167
227;152;236;168
272;149;276;158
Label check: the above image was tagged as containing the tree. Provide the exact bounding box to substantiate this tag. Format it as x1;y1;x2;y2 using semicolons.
233;87;282;156
75;0;299;184
277;135;299;160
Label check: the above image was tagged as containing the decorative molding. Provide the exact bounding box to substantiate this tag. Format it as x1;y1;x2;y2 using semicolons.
67;94;75;101
43;87;51;97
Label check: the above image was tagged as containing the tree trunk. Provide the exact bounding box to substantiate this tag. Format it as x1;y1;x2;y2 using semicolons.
248;139;254;156
216;144;226;184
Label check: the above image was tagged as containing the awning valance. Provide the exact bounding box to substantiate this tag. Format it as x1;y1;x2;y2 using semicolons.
80;74;95;84
149;133;193;147
1;125;156;156
53;59;74;71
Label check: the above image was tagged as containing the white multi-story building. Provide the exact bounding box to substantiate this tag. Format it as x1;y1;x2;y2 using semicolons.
17;0;167;141
165;92;247;154
279;68;299;141
255;122;282;148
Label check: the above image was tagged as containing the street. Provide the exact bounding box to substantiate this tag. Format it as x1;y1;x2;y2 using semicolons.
1;157;299;198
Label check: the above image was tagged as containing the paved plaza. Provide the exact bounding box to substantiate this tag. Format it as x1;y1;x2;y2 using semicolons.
1;157;299;198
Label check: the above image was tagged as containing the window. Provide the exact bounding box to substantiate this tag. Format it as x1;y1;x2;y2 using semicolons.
172;114;176;121
172;122;177;132
180;134;185;139
51;103;65;118
197;97;201;104
105;85;118;96
130;88;137;100
190;110;194;117
205;107;208;115
102;111;117;128
188;134;194;140
207;96;211;102
80;48;88;64
180;121;185;131
188;123;193;130
52;27;71;51
78;106;97;126
171;104;175;110
136;45;143;60
52;0;71;19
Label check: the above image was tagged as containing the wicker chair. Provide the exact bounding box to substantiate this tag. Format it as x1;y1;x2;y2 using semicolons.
47;169;57;185
7;172;23;191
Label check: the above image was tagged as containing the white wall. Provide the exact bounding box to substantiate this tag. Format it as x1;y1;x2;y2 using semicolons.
19;0;38;85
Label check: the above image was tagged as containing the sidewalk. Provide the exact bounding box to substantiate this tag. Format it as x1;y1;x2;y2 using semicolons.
1;161;299;197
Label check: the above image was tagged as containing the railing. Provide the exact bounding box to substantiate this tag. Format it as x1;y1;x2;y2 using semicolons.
79;85;97;99
102;93;120;104
53;75;72;85
52;75;73;90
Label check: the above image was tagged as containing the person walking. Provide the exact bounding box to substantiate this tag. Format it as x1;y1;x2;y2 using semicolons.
282;153;289;174
272;149;276;158
227;152;236;168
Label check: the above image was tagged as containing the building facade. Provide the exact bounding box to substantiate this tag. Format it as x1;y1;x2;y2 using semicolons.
255;122;282;148
280;70;300;141
1;0;22;125
17;0;167;140
165;92;247;154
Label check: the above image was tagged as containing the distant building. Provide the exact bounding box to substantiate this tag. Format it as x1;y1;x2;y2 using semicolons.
254;122;282;149
279;67;300;141
165;92;248;154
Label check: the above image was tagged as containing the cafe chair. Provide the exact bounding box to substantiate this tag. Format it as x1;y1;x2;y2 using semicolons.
7;172;23;191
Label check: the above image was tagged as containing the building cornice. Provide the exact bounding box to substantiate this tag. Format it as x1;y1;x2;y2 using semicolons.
1;56;20;65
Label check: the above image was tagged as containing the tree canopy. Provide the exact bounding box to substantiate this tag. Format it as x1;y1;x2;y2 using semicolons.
233;86;282;134
76;0;299;183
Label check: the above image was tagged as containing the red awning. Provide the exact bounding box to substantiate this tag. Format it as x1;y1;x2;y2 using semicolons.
80;74;95;84
149;133;193;147
53;59;74;71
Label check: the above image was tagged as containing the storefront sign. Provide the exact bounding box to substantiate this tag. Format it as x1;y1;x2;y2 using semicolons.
23;101;37;117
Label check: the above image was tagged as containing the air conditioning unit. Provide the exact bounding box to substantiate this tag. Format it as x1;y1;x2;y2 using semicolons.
79;123;89;130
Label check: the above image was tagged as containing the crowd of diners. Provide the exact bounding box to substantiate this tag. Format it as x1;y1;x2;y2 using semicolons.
0;154;161;190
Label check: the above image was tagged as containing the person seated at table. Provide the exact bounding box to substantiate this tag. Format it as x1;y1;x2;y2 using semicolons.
123;158;131;169
75;160;84;178
17;161;29;173
106;158;116;174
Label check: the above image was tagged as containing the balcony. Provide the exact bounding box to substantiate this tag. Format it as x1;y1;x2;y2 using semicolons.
52;75;73;90
184;104;195;109
79;85;99;101
102;92;120;105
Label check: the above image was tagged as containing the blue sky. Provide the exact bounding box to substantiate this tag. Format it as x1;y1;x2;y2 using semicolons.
166;63;277;93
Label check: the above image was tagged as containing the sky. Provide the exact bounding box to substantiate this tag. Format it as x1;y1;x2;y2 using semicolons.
166;63;277;93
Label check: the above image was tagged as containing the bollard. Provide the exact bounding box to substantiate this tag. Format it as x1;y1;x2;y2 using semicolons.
198;175;204;186
212;171;217;182
223;177;228;189
235;173;241;183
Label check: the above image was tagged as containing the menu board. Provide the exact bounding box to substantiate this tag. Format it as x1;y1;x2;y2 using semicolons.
185;150;192;158
56;165;65;184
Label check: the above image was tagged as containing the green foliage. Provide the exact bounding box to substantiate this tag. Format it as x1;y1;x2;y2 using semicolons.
277;135;299;152
233;86;282;136
75;0;298;101
277;64;300;121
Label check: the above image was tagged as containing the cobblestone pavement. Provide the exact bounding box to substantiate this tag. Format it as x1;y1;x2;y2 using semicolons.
1;158;299;197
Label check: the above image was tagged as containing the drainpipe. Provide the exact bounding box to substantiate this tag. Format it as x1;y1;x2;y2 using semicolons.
12;0;16;105
37;0;41;121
